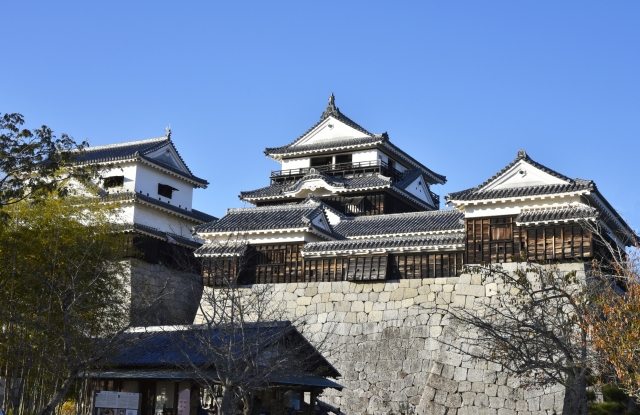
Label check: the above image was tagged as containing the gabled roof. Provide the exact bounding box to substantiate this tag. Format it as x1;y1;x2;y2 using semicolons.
447;181;595;202
263;95;446;184
333;209;464;238
194;199;340;239
446;150;593;202
302;233;465;256
76;133;209;186
104;191;217;223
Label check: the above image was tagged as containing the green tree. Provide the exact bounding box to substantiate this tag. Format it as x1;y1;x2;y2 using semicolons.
0;193;141;415
0;113;94;216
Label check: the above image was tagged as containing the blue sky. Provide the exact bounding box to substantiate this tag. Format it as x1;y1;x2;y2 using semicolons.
1;2;639;227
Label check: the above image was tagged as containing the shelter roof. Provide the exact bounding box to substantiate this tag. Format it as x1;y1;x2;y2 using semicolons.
302;233;465;255
515;205;598;226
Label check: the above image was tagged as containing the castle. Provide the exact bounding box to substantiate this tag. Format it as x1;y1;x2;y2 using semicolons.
190;95;634;415
85;95;634;414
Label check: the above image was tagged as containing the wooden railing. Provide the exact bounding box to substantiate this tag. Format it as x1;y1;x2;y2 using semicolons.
270;160;403;181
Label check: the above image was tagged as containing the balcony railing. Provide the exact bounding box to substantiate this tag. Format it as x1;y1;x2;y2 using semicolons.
270;160;404;183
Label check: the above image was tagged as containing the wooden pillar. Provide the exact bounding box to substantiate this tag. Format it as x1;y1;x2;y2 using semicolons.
309;389;318;415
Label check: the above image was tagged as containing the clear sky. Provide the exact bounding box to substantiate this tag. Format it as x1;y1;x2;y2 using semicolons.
1;2;639;228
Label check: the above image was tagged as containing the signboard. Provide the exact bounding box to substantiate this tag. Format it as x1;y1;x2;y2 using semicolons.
177;389;190;415
93;391;140;415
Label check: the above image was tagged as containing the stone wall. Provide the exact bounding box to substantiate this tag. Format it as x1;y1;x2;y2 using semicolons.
196;263;588;415
130;260;203;326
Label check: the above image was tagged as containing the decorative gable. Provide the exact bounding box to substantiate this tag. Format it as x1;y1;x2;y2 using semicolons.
404;175;435;207
480;159;568;192
145;143;191;175
291;116;372;147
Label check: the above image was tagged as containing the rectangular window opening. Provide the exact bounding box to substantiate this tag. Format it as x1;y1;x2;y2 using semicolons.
158;183;178;199
103;176;124;188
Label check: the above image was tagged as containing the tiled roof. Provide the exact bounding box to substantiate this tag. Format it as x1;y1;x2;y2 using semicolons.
76;136;208;185
108;323;341;378
194;242;248;257
333;209;464;238
302;233;465;255
194;200;339;239
445;150;590;202
128;223;202;248
104;192;217;223
239;171;393;201
515;205;598;225
446;181;594;202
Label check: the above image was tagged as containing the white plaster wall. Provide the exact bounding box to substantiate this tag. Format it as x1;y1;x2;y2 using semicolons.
100;162;138;194
134;163;194;210
377;151;407;172
405;176;431;204
282;157;310;170
133;204;198;237
352;149;379;164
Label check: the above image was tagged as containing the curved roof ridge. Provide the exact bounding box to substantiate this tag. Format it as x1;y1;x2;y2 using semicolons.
226;201;321;214
85;136;167;151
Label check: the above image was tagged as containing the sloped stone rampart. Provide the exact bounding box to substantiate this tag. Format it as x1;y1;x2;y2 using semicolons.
196;263;588;415
130;260;203;326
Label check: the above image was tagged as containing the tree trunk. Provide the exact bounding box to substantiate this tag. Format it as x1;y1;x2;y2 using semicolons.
220;387;237;415
562;373;588;415
38;375;76;415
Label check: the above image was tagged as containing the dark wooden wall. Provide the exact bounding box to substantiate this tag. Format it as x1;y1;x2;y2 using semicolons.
388;252;464;279
465;216;592;264
203;243;466;286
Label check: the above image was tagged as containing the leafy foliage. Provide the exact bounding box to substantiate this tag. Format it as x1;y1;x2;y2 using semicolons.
0;113;95;217
0;194;131;415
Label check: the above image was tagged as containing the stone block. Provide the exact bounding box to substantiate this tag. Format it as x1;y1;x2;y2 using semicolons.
445;393;462;408
455;283;485;297
467;368;483;382
368;310;383;322
458;381;472;392
429;325;443;337
453;367;468;381
328;292;344;301
296;296;311;306
540;394;554;410
434;389;448;405
474;392;489;407
427;374;458;393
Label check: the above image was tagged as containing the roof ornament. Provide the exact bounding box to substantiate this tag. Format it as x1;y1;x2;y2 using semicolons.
165;125;172;140
517;149;527;159
321;93;340;120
